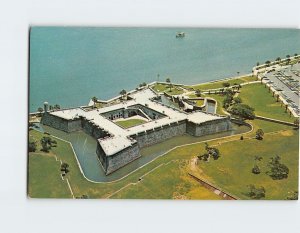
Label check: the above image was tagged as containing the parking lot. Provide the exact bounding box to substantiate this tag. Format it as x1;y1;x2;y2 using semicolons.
264;63;300;116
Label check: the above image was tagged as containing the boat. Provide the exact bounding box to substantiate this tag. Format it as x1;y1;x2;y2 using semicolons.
176;32;185;38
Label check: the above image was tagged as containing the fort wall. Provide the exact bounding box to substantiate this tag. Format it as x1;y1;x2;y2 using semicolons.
131;120;187;148
186;117;231;136
96;142;140;175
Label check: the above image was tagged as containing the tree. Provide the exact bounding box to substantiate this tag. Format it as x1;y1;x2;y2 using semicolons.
198;143;220;161
61;162;70;173
222;82;230;88
54;104;60;110
28;141;37;152
252;165;261;174
265;60;271;66
166;78;172;92
92;96;98;108
37;107;43;116
276;57;281;62
139;82;147;87
229;103;255;120
266;155;289;180
256;62;260;66
255;129;264;140
252;155;263;174
119;89;127;100
49;105;53;111
40;139;51;152
246;185;266;199
40;136;56;152
286;191;298;200
294;53;298;57
233;97;242;104
222;94;233;109
195;89;201;97
294;118;299;129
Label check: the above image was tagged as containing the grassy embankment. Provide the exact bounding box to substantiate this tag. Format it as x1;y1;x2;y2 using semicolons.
187;75;257;90
151;83;185;95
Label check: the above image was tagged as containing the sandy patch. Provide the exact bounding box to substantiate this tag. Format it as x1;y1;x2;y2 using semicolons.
280;130;293;136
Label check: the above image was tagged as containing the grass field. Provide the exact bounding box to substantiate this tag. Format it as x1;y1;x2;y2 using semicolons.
115;118;147;128
239;83;296;122
28;117;297;199
188;75;257;90
197;128;299;200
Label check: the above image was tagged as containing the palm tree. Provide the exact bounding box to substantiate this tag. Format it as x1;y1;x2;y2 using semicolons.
237;71;240;76
37;107;43;115
195;89;201;97
294;53;298;57
120;89;127;100
265;60;271;67
285;104;288;112
92;96;98;108
256;62;260;66
54;104;60;110
166;78;172;92
276;57;281;62
276;94;279;102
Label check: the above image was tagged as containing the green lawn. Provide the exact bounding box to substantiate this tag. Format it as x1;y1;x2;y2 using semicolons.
239;83;296;122
195;99;205;107
197;128;299;200
28;153;72;198
111;160;222;199
188;75;257;90
152;83;184;95
115;118;147;128
28;118;297;200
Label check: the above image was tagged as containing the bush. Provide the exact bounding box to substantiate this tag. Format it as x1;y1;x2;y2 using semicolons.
229;103;255;120
247;185;266;199
286;191;298;200
240;135;244;140
252;165;261;174
28;141;37;152
255;129;264;140
222;82;230;88
267;155;289;180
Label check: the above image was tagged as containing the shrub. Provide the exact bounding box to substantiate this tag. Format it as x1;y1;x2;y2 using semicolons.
255;129;264;140
247;185;266;199
266;155;289;180
252;165;261;174
28;141;37;152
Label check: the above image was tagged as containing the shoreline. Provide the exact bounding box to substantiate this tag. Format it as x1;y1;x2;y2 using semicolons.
29;73;252;115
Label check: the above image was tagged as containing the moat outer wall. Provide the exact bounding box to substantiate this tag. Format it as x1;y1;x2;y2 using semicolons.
41;113;232;175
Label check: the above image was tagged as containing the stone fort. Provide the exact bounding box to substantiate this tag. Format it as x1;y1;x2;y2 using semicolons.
41;88;231;175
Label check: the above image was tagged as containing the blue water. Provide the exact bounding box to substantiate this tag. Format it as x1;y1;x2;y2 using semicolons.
29;27;300;112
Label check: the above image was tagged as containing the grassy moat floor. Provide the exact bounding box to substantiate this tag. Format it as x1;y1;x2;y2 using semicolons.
28;78;299;200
